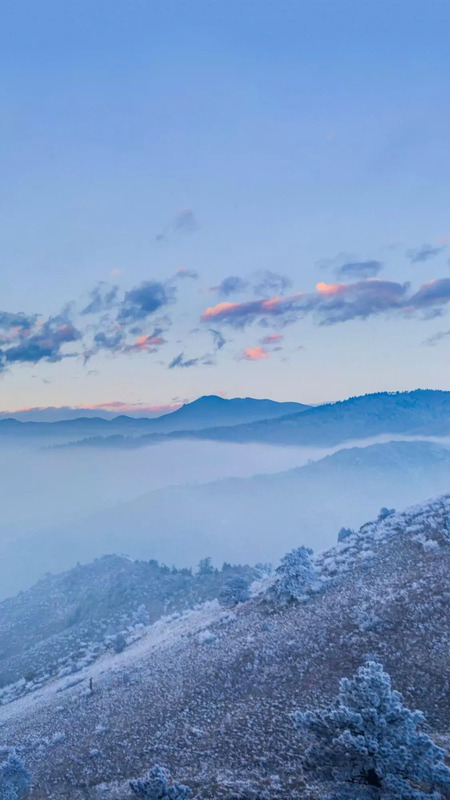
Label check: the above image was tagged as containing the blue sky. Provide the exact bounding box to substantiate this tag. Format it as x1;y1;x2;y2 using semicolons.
1;0;450;410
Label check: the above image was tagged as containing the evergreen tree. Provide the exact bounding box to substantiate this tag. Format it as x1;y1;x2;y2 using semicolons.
338;527;354;543
294;661;450;799
268;546;316;603
130;765;198;800
0;751;30;800
218;576;250;606
197;557;214;576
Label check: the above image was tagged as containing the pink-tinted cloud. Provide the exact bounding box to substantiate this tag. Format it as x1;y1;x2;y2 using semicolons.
260;333;284;345
127;334;167;352
201;279;409;327
243;346;270;361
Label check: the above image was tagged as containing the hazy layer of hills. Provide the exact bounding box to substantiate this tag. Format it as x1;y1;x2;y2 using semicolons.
1;493;449;799
2;439;448;596
0;395;309;443
66;389;450;450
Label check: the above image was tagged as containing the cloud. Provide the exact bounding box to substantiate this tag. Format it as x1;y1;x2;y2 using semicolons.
156;208;198;241
254;270;292;297
424;329;450;346
125;330;167;353
1;310;81;367
260;333;283;345
242;346;270;361
335;260;383;280
175;268;199;280
212;276;250;296
118;281;175;323
173;208;198;233
406;244;446;263
0;310;37;333
407;277;450;309
313;280;408;324
168;352;199;369
210;329;227;350
201;279;410;328
81;283;119;315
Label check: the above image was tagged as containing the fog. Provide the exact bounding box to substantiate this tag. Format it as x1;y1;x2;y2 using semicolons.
1;433;450;599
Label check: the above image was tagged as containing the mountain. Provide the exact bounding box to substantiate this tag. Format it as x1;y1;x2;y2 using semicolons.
0;395;309;444
1;493;449;799
3;439;450;596
185;389;450;446
61;389;450;450
148;394;309;430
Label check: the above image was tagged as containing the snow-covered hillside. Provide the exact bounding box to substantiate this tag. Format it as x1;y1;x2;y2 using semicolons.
1;494;449;799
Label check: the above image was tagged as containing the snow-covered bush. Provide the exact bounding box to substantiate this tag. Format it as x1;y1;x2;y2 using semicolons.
130;765;198;800
268;546;317;604
218;576;250;606
293;660;450;799
0;751;30;800
112;633;126;654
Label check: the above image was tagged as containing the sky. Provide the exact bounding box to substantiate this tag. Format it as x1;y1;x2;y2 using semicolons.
1;0;450;411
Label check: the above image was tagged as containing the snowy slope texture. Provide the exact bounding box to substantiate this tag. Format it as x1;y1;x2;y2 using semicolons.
0;559;259;699
0;493;449;799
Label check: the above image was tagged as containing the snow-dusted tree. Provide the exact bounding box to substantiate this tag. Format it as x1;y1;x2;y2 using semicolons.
268;546;317;604
218;576;250;606
378;507;395;521
130;765;198;800
294;661;450;800
0;751;30;800
197;557;214;575
338;527;354;543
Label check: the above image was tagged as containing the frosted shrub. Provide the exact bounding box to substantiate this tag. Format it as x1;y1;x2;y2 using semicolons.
130;765;198;800
0;751;30;800
294;661;450;799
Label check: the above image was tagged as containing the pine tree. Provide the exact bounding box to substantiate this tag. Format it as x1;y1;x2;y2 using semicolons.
294;661;450;799
268;546;317;604
218;576;251;606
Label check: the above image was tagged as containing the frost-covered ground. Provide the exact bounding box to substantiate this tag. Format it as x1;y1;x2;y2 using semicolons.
1;494;450;799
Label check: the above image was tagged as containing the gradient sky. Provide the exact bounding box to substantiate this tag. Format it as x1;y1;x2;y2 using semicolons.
1;0;450;410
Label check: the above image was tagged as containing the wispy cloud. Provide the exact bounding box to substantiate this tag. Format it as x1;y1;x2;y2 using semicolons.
253;269;292;297
210;328;227;350
81;282;119;315
156;208;199;242
211;275;250;296
406;244;446;263
335;260;383;280
260;333;283;345
168;352;199;369
124;331;167;353
175;268;199;280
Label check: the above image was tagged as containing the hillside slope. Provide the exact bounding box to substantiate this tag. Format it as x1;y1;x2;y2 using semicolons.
1;493;449;799
0;558;258;691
